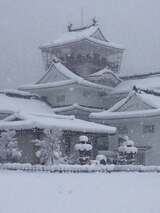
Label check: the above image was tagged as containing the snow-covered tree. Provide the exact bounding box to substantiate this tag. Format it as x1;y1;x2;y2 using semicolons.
33;128;63;165
118;136;138;165
0;130;22;162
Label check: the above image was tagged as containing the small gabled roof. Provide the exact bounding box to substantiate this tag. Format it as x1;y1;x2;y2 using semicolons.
37;60;83;84
88;68;121;81
40;25;124;50
112;74;160;94
89;68;115;77
90;89;160;119
19;61;113;92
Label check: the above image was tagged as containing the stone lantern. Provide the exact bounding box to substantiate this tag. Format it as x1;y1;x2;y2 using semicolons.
75;135;93;165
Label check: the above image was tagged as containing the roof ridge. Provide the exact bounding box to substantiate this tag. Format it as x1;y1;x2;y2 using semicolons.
133;86;160;97
67;19;98;32
53;104;102;113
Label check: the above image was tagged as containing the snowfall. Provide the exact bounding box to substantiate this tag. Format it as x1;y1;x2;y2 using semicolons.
0;171;160;213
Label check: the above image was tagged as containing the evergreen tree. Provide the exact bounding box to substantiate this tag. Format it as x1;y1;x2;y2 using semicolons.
34;128;63;165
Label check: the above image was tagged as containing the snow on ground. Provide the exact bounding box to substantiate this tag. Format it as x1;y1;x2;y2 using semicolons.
0;171;160;213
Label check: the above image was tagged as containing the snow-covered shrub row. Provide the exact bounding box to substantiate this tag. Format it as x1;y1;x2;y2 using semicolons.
0;163;160;173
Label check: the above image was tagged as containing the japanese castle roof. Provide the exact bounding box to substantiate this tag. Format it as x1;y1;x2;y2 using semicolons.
112;74;160;94
88;68;122;82
89;68;117;77
0;90;53;115
0;90;116;134
40;24;123;50
19;60;113;91
37;60;83;83
90;89;160;120
53;104;102;113
1;112;116;134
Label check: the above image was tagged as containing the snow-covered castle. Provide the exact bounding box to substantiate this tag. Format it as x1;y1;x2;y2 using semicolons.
1;19;160;165
20;19;124;119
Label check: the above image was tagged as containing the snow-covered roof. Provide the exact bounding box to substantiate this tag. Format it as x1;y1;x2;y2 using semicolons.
135;92;160;109
20;80;76;90
19;61;113;91
40;25;124;50
90;108;160;120
20;79;112;91
119;71;160;80
89;68;118;78
53;104;102;113
0;89;36;97
0;90;116;134
88;68;122;83
37;60;83;84
0;112;116;134
108;90;160;111
0;92;53;115
90;90;160;120
112;75;160;94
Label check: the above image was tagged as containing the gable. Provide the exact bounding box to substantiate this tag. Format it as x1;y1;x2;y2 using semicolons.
87;71;121;87
90;28;107;41
116;95;154;112
37;65;69;84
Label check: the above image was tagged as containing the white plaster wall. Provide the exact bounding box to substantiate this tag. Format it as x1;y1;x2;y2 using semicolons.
25;84;105;108
69;86;104;108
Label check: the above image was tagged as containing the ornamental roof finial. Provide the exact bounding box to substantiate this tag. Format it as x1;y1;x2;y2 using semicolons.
67;23;73;32
92;17;98;26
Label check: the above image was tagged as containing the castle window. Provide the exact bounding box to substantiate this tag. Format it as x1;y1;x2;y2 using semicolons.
56;95;65;103
83;90;91;97
98;91;106;97
143;125;155;134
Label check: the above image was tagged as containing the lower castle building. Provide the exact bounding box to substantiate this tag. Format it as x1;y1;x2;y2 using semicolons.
0;90;116;164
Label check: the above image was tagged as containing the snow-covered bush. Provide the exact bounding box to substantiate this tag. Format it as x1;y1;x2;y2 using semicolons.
118;136;138;165
96;154;107;165
75;143;92;151
79;135;88;142
0;130;22;163
33;128;63;165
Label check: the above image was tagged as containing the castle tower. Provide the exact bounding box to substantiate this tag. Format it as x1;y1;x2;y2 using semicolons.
40;19;124;76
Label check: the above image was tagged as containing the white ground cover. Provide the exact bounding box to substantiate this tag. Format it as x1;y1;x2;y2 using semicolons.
0;171;160;213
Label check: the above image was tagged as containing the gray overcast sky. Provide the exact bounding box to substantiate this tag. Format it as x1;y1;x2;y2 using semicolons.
0;0;160;89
